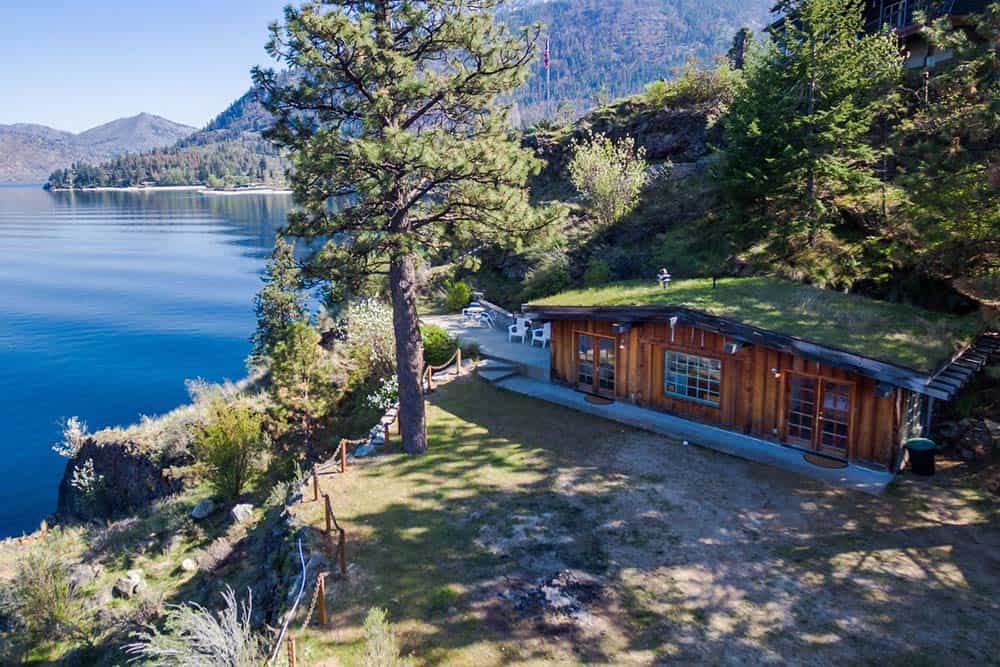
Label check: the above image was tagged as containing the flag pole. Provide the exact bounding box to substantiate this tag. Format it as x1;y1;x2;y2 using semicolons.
544;37;551;119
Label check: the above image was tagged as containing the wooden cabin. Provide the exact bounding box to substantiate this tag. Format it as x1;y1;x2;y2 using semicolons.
523;278;996;472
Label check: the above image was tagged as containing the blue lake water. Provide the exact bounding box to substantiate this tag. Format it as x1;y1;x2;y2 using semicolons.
0;186;290;538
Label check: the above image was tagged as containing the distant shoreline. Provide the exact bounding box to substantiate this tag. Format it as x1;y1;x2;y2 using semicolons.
45;184;293;195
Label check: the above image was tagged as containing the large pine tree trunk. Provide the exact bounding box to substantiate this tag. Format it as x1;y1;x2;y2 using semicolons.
389;252;428;455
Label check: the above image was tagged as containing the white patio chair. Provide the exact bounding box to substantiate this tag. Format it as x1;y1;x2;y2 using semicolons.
508;317;529;343
531;322;551;348
478;311;496;329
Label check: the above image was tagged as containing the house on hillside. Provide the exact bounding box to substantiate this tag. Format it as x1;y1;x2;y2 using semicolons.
522;278;997;477
769;0;991;70
863;0;992;68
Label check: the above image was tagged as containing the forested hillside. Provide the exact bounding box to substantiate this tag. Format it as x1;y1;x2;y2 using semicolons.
461;5;998;317
45;90;287;190
47;0;774;188
507;0;772;123
1;114;194;183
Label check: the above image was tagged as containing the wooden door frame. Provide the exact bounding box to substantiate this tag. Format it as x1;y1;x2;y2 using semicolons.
574;330;617;398
782;370;856;459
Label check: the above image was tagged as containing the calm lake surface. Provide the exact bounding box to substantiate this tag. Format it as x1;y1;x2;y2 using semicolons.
0;186;290;538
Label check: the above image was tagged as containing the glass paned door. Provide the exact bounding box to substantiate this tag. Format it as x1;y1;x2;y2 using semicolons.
577;334;595;390
598;338;616;395
786;373;852;458
787;375;818;446
576;333;615;397
818;381;851;455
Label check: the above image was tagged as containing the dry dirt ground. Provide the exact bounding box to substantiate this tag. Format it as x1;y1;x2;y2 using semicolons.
294;376;1000;666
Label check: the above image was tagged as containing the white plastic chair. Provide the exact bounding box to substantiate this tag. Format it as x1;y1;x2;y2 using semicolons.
531;322;551;348
478;311;496;329
508;317;528;343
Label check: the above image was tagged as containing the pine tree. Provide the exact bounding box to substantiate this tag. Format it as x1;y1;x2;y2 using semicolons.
251;235;305;362
254;0;560;454
894;4;999;279
268;320;337;460
721;0;901;247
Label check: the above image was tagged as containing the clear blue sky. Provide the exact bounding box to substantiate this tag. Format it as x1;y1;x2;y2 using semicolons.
2;1;289;133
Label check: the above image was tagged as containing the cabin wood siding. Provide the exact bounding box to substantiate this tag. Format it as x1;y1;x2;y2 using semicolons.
550;319;901;468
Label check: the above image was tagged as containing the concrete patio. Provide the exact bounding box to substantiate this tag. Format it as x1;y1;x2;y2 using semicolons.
423;314;550;379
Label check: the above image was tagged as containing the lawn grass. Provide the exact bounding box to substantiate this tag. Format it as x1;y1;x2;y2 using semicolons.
292;377;636;665
528;277;983;372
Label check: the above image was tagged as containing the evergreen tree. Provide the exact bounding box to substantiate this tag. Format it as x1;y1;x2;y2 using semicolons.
720;0;901;247
268;320;337;460
894;4;999;279
254;0;560;454
251;235;306;362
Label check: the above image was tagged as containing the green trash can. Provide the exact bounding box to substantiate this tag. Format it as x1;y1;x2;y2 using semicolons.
905;438;937;476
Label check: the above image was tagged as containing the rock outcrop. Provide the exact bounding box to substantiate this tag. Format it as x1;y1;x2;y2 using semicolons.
57;438;189;521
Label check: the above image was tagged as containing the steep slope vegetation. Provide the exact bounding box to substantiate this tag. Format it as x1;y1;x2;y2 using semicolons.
507;0;772;124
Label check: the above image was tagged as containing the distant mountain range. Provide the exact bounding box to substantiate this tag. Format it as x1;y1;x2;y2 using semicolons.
0;113;195;183
41;0;775;189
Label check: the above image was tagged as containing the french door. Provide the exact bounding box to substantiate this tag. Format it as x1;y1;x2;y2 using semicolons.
786;374;852;458
577;333;616;397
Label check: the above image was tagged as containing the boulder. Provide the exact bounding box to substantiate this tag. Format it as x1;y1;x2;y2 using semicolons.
69;562;103;588
191;499;215;520
113;570;147;599
230;503;254;524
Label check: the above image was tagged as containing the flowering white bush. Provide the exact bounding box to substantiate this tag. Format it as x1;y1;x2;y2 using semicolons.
366;375;399;412
344;298;396;374
52;417;87;459
69;458;105;513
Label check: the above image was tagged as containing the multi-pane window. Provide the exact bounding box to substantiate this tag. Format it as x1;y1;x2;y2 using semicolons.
664;351;722;406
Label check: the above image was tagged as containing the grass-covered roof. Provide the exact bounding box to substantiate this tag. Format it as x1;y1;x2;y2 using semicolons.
527;277;983;373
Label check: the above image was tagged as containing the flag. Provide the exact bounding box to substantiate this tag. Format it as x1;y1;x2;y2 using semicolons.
544;38;550;70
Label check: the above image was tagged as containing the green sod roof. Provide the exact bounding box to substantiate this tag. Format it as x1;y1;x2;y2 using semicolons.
528;277;983;373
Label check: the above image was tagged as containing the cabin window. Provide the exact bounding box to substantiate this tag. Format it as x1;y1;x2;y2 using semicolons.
664;351;721;406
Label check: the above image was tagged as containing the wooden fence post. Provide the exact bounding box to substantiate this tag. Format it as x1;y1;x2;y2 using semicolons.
312;466;319;502
318;575;328;626
286;635;297;667
339;439;347;474
338;529;347;577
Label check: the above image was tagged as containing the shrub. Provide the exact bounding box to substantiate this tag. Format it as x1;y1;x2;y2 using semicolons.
521;253;571;302
52;416;87;458
443;280;473;313
568;132;647;228
125;586;266;666
582;257;613;287
0;551;90;648
343;298;396;375
192;400;266;500
644;57;739;108
363;607;406;667
421;324;458;367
